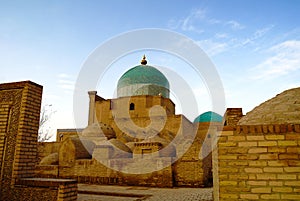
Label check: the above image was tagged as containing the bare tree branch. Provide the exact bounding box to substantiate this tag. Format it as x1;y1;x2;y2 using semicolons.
38;104;56;142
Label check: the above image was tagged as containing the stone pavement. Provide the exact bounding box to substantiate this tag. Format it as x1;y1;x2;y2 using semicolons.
78;184;213;201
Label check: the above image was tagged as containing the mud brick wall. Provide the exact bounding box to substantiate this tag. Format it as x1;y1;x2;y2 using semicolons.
37;142;60;164
57;181;78;201
223;108;243;126
56;129;82;142
214;124;300;201
0;81;42;198
173;123;218;187
11;186;58;201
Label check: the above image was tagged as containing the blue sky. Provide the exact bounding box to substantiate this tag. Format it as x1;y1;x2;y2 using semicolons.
1;1;300;138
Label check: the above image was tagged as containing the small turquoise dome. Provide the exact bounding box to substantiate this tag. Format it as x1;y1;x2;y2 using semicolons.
194;111;223;123
117;56;170;98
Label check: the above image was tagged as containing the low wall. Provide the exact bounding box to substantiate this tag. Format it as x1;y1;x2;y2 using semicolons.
14;178;77;201
36;158;174;187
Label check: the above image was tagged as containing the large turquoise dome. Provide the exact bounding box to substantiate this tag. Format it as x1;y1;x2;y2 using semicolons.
117;56;170;98
194;111;223;123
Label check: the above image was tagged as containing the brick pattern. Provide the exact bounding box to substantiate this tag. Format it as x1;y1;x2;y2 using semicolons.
37;124;214;188
15;178;77;201
0;88;23;191
214;124;300;201
14;82;43;180
56;129;83;142
0;81;79;201
238;87;300;125
57;182;78;201
11;187;58;201
223;108;243;126
0;81;42;197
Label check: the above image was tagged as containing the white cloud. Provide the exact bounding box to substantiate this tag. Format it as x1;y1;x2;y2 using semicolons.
196;40;228;56
250;40;300;80
215;33;228;39
168;8;244;35
240;25;274;46
58;73;71;78
207;18;221;25
167;8;207;33
226;20;245;30
57;74;75;91
180;9;206;33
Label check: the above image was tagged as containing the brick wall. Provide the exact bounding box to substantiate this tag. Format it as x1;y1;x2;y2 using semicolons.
15;178;77;201
56;129;82;142
37;142;60;164
0;81;42;198
173;123;218;187
0;81;78;201
37;119;215;188
214;124;300;200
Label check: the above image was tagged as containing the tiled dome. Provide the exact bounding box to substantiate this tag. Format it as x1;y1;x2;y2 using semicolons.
117;56;170;98
194;111;223;123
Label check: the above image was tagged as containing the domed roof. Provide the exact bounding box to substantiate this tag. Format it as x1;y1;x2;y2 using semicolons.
117;65;169;89
117;56;170;98
238;87;300;125
194;111;223;123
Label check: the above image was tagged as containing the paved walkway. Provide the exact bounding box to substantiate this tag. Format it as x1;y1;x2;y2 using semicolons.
78;184;213;201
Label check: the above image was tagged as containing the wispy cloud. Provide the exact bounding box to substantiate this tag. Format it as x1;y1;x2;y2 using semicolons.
168;8;245;34
215;33;228;39
58;73;72;78
240;25;274;46
168;8;275;58
57;73;75;92
226;20;245;30
180;9;206;33
197;40;228;56
250;40;300;80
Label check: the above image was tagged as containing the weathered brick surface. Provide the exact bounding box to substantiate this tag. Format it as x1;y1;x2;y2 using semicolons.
238;87;300;125
214;124;300;201
0;81;42;199
0;81;78;201
37;120;218;188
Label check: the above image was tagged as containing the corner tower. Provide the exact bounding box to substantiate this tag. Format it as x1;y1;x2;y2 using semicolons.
117;55;170;98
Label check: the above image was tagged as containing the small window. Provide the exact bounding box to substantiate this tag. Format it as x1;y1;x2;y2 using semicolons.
110;100;113;110
142;149;152;158
129;103;135;110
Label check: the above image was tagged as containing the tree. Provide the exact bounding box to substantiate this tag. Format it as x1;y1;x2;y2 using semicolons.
38;104;56;142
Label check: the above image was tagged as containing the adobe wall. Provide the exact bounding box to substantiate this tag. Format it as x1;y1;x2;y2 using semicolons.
213;124;300;200
173;123;217;187
36;157;174;187
56;129;83;142
37;142;60;163
92;94;175;126
37;116;214;188
15;178;77;201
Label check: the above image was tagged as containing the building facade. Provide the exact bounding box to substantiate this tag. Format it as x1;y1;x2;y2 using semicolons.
36;56;222;187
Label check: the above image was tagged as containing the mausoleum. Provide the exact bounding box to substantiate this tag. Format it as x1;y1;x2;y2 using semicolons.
36;56;222;187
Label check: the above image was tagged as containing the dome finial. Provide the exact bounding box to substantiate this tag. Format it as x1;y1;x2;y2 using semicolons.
140;55;147;65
